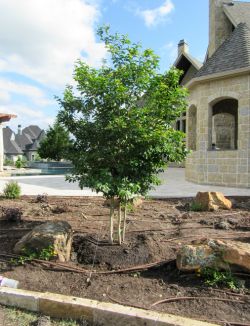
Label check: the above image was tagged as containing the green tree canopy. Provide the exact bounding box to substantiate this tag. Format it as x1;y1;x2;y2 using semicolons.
38;121;72;161
58;26;188;244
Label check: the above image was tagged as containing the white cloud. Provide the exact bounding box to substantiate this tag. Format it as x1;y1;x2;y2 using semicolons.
138;0;174;27
0;104;55;129
0;78;53;107
0;90;10;103
0;0;106;87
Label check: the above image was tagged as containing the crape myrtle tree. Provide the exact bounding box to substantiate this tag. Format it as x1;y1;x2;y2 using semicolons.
57;26;188;245
38;120;72;161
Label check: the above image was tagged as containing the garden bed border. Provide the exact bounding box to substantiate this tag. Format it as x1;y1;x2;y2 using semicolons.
0;287;219;326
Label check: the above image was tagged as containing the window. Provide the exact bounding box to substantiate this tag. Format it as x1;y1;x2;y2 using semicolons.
210;99;238;150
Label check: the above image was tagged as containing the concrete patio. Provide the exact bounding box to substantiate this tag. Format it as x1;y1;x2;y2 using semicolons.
0;168;250;198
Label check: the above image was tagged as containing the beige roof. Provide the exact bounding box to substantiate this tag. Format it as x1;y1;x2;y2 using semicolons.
223;1;250;27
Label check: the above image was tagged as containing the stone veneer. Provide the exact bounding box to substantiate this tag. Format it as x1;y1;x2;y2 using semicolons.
186;73;250;187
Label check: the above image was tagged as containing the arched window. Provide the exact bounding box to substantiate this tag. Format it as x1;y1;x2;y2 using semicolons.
188;105;197;151
211;99;238;150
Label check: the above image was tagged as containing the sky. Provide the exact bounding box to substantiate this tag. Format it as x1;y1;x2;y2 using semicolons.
0;0;210;131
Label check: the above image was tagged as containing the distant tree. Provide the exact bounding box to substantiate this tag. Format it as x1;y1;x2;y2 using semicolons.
58;26;188;244
38;121;71;161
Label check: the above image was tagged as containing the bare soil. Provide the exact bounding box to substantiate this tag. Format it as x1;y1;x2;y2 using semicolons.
0;195;250;326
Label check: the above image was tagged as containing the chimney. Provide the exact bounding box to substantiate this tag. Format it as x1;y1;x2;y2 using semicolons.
178;39;189;56
208;0;233;58
18;124;22;135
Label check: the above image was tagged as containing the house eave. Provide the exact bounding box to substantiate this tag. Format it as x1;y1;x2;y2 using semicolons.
186;66;250;89
174;53;202;71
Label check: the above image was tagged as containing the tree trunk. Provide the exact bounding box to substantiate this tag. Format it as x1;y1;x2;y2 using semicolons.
122;203;127;243
118;201;122;245
109;197;114;244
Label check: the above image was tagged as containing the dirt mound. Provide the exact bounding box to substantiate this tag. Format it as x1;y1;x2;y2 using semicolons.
73;234;154;269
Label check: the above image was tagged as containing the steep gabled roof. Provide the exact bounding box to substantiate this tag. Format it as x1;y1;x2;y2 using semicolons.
195;23;250;78
3;127;23;155
22;125;42;140
174;52;202;71
15;133;33;151
223;1;250;28
174;52;202;85
25;131;45;151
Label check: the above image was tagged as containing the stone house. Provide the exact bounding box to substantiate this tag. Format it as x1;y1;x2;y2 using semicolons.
175;0;250;188
3;125;45;162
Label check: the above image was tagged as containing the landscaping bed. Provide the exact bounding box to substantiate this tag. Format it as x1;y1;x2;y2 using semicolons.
0;195;250;325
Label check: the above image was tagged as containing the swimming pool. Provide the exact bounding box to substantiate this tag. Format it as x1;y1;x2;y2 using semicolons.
11;167;73;176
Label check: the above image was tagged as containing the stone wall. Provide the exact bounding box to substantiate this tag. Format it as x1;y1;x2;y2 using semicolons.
186;73;250;187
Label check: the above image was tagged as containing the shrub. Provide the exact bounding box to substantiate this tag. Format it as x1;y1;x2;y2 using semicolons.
2;207;23;222
15;157;23;169
3;181;21;199
190;202;204;212
200;267;242;290
4;158;14;166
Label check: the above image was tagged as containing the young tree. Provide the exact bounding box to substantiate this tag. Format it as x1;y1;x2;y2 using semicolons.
38;121;72;161
58;26;188;244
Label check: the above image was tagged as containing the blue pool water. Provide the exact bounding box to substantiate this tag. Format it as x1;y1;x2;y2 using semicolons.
11;167;73;176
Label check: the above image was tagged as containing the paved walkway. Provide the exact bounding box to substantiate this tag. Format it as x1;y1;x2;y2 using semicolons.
0;168;250;198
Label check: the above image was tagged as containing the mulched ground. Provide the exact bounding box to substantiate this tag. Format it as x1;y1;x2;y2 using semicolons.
0;195;250;326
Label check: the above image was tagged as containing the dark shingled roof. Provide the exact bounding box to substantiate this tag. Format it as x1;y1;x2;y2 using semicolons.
195;23;250;78
22;125;42;140
15;133;33;151
3;127;23;155
224;1;250;28
25;130;45;151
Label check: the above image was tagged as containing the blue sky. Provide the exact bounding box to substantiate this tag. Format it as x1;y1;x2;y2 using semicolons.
0;0;210;131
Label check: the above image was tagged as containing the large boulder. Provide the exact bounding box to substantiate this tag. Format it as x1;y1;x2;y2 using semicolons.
176;239;250;272
14;221;73;262
194;192;232;211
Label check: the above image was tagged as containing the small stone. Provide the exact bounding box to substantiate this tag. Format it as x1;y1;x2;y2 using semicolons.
227;218;238;225
215;221;231;230
181;213;192;219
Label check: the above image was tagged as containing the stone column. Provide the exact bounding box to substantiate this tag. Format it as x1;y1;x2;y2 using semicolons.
208;0;232;58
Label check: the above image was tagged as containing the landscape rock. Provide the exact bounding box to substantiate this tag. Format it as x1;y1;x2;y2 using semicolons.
14;221;73;262
176;239;250;272
194;192;232;211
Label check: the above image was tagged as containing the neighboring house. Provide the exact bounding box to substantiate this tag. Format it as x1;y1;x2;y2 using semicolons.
174;0;250;188
3;127;23;162
3;125;45;162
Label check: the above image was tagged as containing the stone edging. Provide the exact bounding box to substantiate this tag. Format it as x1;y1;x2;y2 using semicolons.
0;287;219;326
